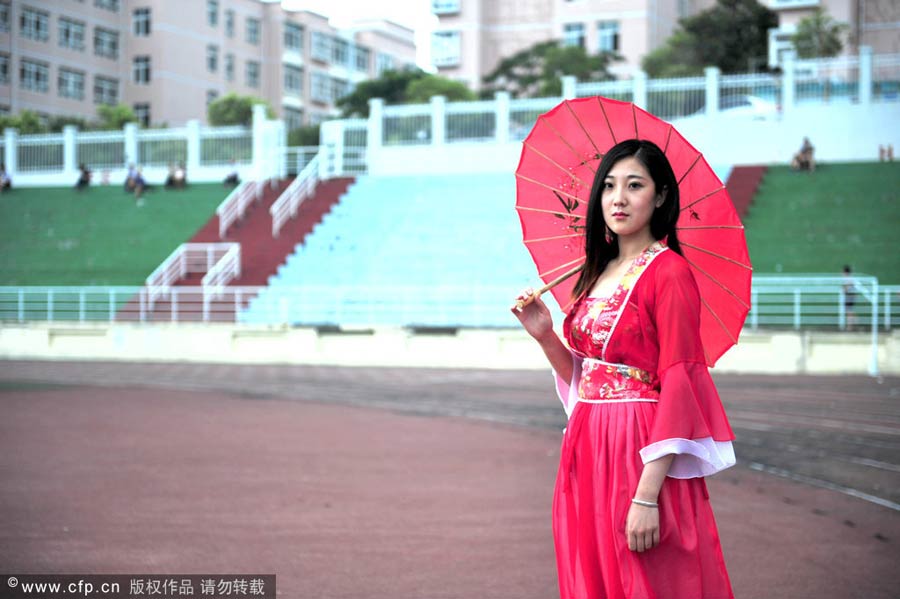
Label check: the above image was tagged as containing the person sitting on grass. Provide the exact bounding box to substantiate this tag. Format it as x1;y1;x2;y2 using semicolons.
76;163;92;191
165;162;187;189
133;167;148;206
791;137;815;172
224;159;240;186
124;163;138;193
0;164;11;193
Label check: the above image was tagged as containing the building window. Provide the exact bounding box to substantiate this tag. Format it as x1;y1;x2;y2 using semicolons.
0;2;9;33
563;23;585;48
354;46;370;72
246;17;260;45
207;0;218;26
0;53;9;84
246;60;259;87
20;59;49;93
94;28;119;59
284;64;303;94
207;45;218;72
133;8;151;36
20;7;49;42
134;103;150;127
225;53;234;81
284;107;303;131
310;71;349;104
94;76;118;105
311;31;330;62
376;52;395;75
332;38;349;67
225;10;234;37
431;31;461;67
431;0;460;14
133;55;151;84
284;22;303;51
59;68;85;100
94;0;119;12
206;90;219;106
59;17;86;50
597;21;619;52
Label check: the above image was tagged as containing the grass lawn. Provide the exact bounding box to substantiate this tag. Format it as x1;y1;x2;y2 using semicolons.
745;162;900;282
0;183;227;285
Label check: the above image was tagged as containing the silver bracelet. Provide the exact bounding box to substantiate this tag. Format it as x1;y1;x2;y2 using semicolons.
631;498;659;508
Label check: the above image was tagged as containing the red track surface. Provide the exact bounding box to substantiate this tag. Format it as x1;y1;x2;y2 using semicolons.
725;166;767;219
1;364;898;599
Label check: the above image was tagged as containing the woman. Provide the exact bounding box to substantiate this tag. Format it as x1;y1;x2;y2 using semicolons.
512;139;735;599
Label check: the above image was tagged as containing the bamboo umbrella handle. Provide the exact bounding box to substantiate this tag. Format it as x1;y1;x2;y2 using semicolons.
515;264;584;310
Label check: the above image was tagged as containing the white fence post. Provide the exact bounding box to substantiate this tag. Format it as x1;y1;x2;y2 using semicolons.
705;67;720;117
63;126;78;179
633;71;648;110
186;119;201;174
495;91;510;144
124;122;138;168
367;98;384;173
252;103;266;180
859;45;873;106
561;75;577;99
5;128;18;177
431;95;446;146
782;50;796;114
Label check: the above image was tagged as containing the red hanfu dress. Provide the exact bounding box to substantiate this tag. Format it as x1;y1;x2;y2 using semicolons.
551;242;736;599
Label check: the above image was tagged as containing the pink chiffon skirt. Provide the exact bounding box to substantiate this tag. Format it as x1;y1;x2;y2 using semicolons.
552;400;734;599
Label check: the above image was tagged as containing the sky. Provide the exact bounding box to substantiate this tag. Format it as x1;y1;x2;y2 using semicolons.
281;0;438;69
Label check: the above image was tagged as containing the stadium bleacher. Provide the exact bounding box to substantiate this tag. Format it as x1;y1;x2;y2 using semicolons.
240;173;554;327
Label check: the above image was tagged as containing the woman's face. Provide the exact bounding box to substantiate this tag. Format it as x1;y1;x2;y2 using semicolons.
600;156;663;240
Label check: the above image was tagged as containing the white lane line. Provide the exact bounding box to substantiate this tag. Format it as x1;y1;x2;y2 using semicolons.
837;456;900;473
748;462;900;512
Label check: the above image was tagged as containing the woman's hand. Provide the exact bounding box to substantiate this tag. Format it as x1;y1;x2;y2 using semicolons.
510;288;554;342
626;503;660;552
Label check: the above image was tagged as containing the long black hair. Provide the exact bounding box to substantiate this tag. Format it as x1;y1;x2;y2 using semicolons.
571;139;682;301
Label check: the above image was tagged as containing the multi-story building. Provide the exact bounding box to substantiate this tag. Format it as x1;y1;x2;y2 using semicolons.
431;0;899;90
766;0;899;66
430;0;718;91
0;0;417;127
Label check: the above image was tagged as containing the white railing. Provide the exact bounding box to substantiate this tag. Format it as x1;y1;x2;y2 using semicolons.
199;125;253;166
76;130;126;170
216;180;262;239
200;243;242;320
145;243;240;308
270;152;320;238
137;127;188;167
16;133;65;172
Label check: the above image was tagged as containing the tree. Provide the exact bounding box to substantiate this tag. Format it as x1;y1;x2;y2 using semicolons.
336;68;427;117
642;0;777;76
208;93;274;126
287;124;320;147
405;75;476;103
97;104;137;130
0;110;46;134
482;41;619;98
791;9;848;59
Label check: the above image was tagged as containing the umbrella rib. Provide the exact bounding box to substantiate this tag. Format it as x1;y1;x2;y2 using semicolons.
522;141;592;188
541;118;598;175
516;205;582;218
676;225;744;231
631;104;638;139
538;256;585;279
524;233;583;244
564;100;602;155
681;186;726;212
515;173;583;203
699;294;739;345
683;255;751;310
677;153;703;185
597;97;618;144
681;242;753;271
662;126;673;153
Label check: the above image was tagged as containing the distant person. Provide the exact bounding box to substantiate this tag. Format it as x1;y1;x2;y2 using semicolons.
165;162;187;189
791;137;815;172
0;164;11;193
124;163;138;193
76;164;92;191
879;144;894;162
133;167;147;206
842;265;857;331
224;160;240;186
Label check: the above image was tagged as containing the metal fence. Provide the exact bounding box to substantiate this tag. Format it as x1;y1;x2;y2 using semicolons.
16;133;64;172
446;100;497;142
199;126;252;166
508;97;560;141
137;128;188;167
382;104;432;146
76;130;126;170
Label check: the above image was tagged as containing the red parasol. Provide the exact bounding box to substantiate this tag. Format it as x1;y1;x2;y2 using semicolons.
515;96;752;367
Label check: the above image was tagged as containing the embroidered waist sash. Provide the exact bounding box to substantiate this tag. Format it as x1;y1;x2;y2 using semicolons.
577;358;659;402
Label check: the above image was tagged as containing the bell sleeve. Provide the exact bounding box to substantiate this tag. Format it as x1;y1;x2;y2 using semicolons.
638;258;736;478
552;348;582;420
